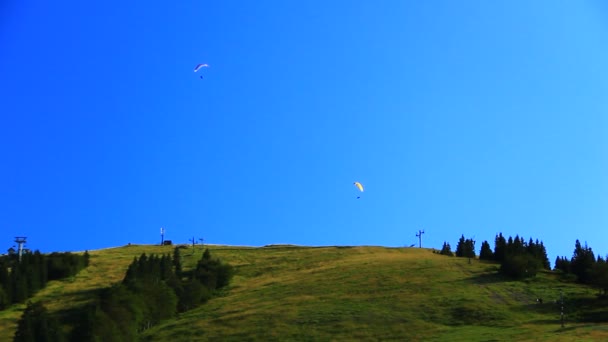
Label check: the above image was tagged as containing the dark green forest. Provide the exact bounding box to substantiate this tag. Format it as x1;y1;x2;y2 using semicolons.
12;248;233;342
0;251;89;310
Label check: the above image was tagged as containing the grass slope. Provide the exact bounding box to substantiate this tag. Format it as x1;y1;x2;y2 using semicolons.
2;245;608;341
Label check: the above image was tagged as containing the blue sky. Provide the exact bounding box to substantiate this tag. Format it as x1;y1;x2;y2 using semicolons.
1;1;607;264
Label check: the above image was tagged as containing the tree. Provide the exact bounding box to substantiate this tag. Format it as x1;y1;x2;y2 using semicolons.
591;261;608;295
46;252;87;281
0;287;9;311
173;247;182;276
525;238;550;270
176;280;211;312
46;249;233;340
454;235;475;263
193;249;234;290
493;233;507;263
202;248;211;261
455;235;466;257
571;240;596;284
499;254;541;279
160;254;174;281
479;241;493;261
72;304;123;342
0;260;11;306
98;285;144;338
554;256;571;273
140;281;177;327
122;257;140;287
11;266;29;303
439;242;453;256
14;301;66;342
509;235;525;256
464;238;476;259
83;251;90;267
538;241;551;270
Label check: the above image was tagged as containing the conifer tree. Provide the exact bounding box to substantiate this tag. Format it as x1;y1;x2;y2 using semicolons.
173;247;182;276
455;235;466;257
479;241;494;260
83;251;90;267
571;240;596;284
591;259;608;295
439;242;453;256
538;241;550;270
554;256;571;273
0;287;8;310
14;301;66;342
493;233;507;263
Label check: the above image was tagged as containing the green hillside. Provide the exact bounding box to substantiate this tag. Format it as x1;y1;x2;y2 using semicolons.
2;245;608;341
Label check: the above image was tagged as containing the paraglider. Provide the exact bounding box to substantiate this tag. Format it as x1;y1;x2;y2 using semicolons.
194;63;209;79
194;63;209;72
354;182;364;199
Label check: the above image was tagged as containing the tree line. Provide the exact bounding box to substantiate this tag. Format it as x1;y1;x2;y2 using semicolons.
439;233;551;278
0;251;90;310
13;247;234;342
440;233;608;290
554;239;608;295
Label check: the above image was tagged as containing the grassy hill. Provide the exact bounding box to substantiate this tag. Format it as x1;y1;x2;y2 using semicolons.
1;244;608;341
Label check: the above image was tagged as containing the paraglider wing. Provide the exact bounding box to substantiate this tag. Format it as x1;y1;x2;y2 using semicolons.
354;182;364;192
194;63;209;72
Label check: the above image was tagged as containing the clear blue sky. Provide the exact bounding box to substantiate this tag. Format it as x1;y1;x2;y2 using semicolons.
2;1;607;265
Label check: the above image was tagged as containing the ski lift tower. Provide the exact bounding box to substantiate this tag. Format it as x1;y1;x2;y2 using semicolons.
416;230;425;248
14;237;27;262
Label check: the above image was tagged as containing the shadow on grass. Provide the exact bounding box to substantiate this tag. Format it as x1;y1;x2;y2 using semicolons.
48;288;102;324
548;323;608;333
464;272;511;285
520;295;608;324
568;296;608;323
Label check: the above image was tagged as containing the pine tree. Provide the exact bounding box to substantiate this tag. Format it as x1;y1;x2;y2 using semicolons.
194;249;234;290
98;284;144;338
455;235;466;257
500;254;541;279
14;301;65;342
464;238;476;259
591;261;608;295
510;235;525;256
0;287;9;310
494;233;507;263
123;257;140;288
202;248;211;261
83;251;90;267
439;242;453;256
571;240;596;284
177;280;210;312
160;254;174;281
137;253;149;278
141;281;178;325
554;256;571;273
173;247;182;276
538;241;550;270
554;256;561;271
454;235;475;261
11;266;29;303
0;260;11;306
479;241;493;260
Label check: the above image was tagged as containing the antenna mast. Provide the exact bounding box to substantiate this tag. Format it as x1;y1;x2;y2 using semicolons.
160;227;165;246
